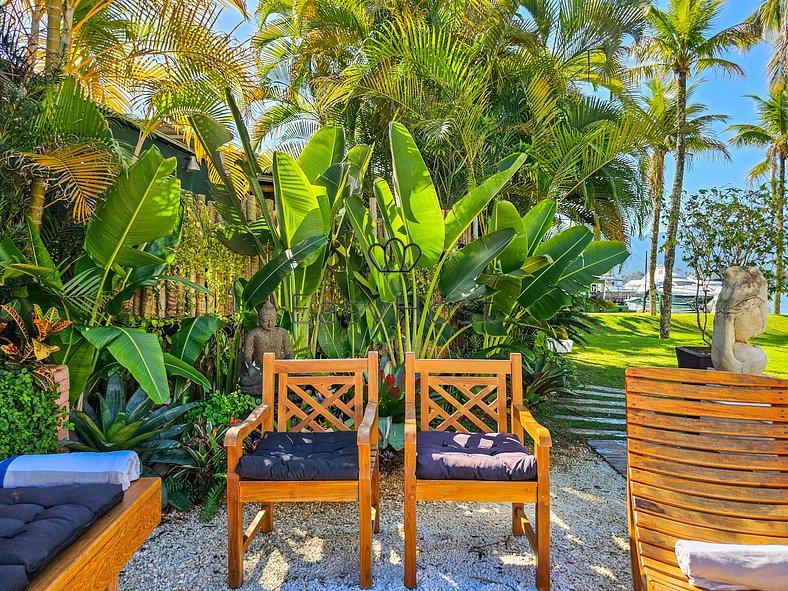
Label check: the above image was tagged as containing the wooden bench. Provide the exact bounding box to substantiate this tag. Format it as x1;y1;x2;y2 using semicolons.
625;368;788;591
28;477;161;591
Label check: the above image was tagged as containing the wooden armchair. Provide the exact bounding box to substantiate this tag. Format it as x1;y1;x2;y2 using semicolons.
404;352;551;590
224;352;380;589
625;368;788;591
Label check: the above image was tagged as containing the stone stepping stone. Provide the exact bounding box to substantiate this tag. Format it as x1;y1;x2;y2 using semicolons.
562;397;624;409
551;414;626;427
580;384;626;395
587;440;628;475
575;389;625;400
554;404;625;417
568;428;626;441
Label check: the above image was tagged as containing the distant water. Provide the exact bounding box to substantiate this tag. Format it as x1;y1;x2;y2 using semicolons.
623;233;787;314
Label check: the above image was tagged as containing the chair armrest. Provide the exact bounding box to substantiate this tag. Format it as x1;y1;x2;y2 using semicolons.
357;402;379;448
223;402;272;448
224;402;271;477
513;403;552;448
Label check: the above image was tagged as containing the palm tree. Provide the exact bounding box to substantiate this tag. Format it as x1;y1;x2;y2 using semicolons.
630;0;758;338
728;84;788;313
751;0;788;85
8;0;256;228
640;76;730;315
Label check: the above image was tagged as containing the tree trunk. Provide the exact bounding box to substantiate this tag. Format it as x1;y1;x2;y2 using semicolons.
775;153;786;315
648;149;666;315
660;69;688;339
28;1;44;68
28;177;48;230
60;1;74;65
45;0;63;72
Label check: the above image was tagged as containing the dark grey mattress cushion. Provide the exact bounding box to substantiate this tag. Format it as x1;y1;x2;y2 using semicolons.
236;431;359;481
416;431;537;481
0;483;124;591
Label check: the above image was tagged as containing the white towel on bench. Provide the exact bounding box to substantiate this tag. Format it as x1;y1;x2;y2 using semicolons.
675;540;788;591
0;452;140;491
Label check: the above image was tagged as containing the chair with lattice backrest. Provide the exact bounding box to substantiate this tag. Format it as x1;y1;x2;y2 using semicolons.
404;352;552;590
224;352;379;589
625;368;788;591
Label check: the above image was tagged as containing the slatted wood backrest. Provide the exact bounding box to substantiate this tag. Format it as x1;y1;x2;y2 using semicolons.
405;353;521;433
262;353;378;433
625;368;788;591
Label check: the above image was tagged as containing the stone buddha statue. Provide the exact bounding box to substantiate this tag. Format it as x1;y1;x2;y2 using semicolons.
238;301;293;395
711;266;769;375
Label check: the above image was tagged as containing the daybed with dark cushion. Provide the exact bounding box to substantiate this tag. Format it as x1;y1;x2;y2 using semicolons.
0;484;123;591
0;477;160;591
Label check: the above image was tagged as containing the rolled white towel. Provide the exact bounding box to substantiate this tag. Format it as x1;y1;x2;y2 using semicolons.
675;540;788;591
0;451;140;491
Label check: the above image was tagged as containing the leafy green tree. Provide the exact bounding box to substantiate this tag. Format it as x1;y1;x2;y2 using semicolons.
727;84;788;313
630;0;758;337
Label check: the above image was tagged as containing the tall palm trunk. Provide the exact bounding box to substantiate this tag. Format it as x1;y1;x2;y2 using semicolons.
28;1;44;68
776;153;786;315
648;149;666;315
45;0;63;72
661;69;688;339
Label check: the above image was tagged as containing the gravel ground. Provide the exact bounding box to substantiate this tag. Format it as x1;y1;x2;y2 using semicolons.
122;444;631;591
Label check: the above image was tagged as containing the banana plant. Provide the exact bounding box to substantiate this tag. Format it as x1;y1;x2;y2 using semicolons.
0;147;214;403
342;122;528;363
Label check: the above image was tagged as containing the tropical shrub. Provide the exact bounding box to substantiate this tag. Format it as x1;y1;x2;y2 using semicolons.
64;374;195;470
522;353;574;406
0;365;68;458
186;390;260;429
0;147;217;403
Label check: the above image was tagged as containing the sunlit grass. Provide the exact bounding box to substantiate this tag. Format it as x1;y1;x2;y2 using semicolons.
567;313;788;388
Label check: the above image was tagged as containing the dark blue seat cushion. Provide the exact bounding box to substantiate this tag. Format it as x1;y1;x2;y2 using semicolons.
0;483;124;591
416;431;537;481
236;431;359;481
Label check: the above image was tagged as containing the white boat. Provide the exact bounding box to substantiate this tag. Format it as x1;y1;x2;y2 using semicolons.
622;267;722;312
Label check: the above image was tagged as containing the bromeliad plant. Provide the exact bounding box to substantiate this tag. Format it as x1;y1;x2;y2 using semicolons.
64;374;196;469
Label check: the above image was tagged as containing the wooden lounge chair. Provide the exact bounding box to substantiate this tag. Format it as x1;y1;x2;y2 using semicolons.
404;352;551;590
625;368;788;591
28;477;161;591
225;352;380;589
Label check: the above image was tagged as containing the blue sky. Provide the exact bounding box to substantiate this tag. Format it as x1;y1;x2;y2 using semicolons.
218;0;773;275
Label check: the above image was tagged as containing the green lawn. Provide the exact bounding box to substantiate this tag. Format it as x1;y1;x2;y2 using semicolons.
567;313;788;389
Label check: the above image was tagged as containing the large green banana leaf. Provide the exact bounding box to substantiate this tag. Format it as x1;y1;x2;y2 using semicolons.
242;236;328;309
439;229;516;302
273;151;324;247
443;154;526;250
558;241;629;294
170;316;225;365
84;147;181;269
517;226;595;319
490;200;529;273
163;353;211;391
521;200;558;258
79;326;169;403
317;321;351;358
297;126;345;183
389;122;444;267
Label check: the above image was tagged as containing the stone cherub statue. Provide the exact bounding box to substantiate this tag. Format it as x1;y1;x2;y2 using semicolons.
238;300;292;395
711;266;769;374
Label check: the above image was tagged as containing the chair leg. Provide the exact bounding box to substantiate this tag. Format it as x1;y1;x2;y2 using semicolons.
536;492;551;591
404;481;417;589
512;502;525;536
359;477;373;589
372;465;380;534
262;502;274;532
227;479;244;588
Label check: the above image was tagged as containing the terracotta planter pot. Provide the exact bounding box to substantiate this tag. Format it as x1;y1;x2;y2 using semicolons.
48;364;70;441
